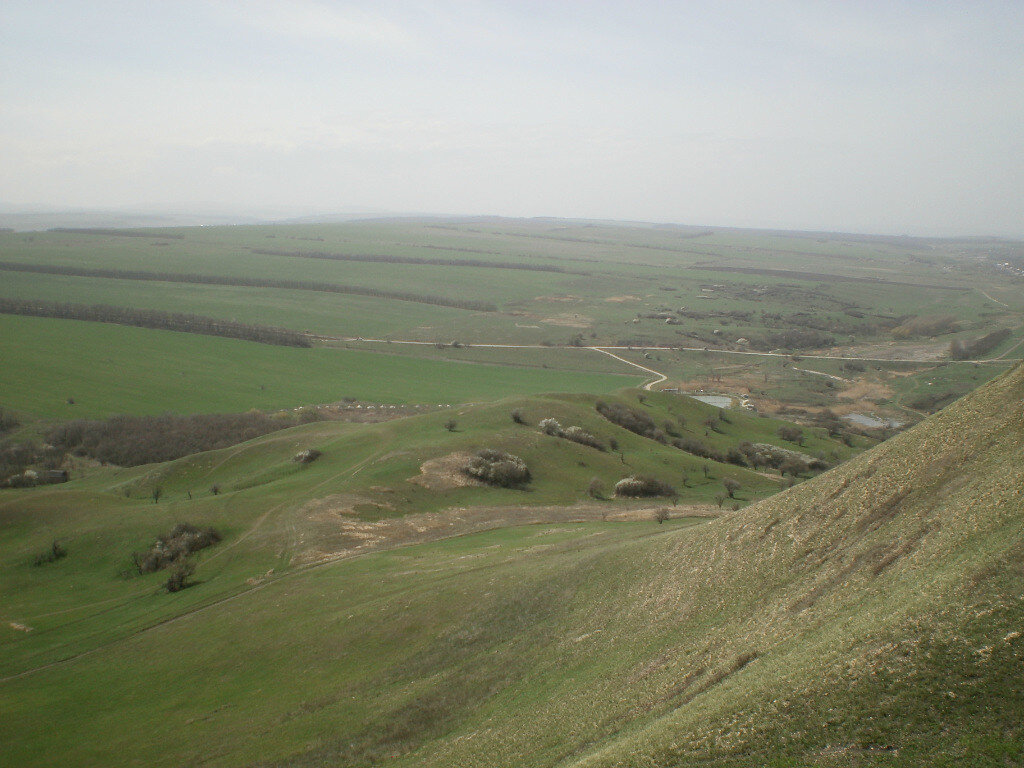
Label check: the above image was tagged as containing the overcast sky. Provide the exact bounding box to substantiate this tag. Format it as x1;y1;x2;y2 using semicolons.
2;1;1022;236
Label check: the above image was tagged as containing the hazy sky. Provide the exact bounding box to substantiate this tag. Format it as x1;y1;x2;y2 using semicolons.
2;1;1022;235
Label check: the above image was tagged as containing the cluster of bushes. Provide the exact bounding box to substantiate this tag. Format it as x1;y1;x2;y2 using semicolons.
33;540;67;566
735;442;827;475
1;441;64;488
463;449;531;488
132;523;221;591
907;390;961;413
949;328;1011;360
809;409;856;445
0;297;310;347
892;314;959;339
538;418;605;451
614;475;677;499
670;434;727;464
759;311;879;338
0;261;497;314
762;328;835;350
597;400;751;465
133;523;222;574
48;411;322;467
776;425;805;445
595;401;667;443
251;248;583;275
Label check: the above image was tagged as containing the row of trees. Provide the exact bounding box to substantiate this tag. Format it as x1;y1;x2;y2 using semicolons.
48;411;322;467
949;328;1012;360
0;297;310;347
251;248;583;276
52;228;184;239
0;261;496;312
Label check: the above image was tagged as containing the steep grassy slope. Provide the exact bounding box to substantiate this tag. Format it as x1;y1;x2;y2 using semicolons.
1;367;1020;766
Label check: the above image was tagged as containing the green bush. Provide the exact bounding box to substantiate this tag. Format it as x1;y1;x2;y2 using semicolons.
463;449;531;488
133;523;221;575
614;475;677;499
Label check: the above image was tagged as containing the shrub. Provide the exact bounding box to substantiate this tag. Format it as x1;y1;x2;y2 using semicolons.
293;449;322;464
777;425;805;445
510;409;527;425
165;559;196;592
614;475;677;499
463;449;530;488
780;457;807;477
444;418;458;432
133;523;222;575
562;425;605;451
539;418;563;436
723;478;741;498
725;446;747;466
33;540;67;566
654;508;670;524
587;477;605;499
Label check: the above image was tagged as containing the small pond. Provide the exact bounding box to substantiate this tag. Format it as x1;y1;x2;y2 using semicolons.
689;395;733;408
843;413;903;429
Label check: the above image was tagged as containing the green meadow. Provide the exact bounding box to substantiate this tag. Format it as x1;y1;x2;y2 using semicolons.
0;315;642;419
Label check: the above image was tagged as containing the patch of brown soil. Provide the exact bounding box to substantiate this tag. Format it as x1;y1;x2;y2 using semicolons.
605;295;641;302
301;493;394;520
535;294;582;303
407;452;482;491
541;313;593;328
838;380;894;403
293;502;718;566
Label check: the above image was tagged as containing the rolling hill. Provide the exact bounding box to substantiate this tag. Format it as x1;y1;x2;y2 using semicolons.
1;364;1021;766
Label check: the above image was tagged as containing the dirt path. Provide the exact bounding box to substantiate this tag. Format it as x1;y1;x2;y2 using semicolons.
587;347;668;390
977;288;1010;307
791;366;852;383
321;335;1018;365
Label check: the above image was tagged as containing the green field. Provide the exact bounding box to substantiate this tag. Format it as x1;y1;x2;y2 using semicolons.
0;315;642;419
3;220;1021;350
2;363;1021;767
2;219;1020;430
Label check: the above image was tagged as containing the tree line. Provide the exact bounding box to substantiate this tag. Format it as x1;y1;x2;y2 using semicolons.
48;410;323;468
51;228;185;239
0;261;498;313
949;328;1012;360
250;248;586;275
0;297;311;347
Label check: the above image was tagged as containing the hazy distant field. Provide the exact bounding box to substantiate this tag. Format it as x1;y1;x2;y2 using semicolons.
1;218;1020;423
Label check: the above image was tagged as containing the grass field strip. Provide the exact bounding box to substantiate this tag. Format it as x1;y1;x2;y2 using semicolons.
325;335;1020;365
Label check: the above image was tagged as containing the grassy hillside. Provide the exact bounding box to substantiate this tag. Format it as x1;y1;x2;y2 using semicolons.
2;362;1021;766
0;388;855;675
